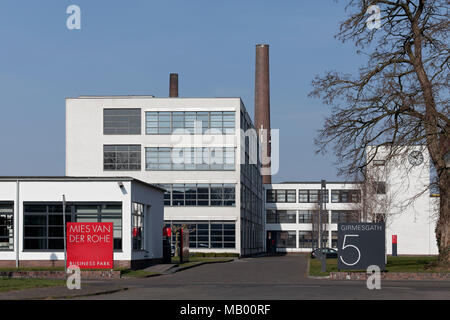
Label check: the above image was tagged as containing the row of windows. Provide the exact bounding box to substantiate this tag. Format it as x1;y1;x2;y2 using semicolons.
266;189;361;203
266;189;296;203
0;203;13;251
165;221;235;249
269;231;339;249
23;203;122;251
159;184;236;207
146;111;235;135
146;147;235;171
266;210;361;224
298;189;329;203
103;145;236;171
103;109;236;135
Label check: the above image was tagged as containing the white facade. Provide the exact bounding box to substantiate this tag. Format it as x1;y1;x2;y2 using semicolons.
0;177;164;267
264;182;362;253
264;146;440;256
66;96;264;256
366;146;439;255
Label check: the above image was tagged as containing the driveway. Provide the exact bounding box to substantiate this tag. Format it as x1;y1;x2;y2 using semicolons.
79;255;450;300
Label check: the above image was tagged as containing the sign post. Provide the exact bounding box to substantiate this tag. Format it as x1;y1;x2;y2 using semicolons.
337;223;385;271
66;222;114;269
392;235;397;257
62;195;67;273
319;180;327;273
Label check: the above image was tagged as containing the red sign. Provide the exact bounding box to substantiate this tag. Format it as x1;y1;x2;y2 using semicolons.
66;222;113;269
392;235;397;244
163;227;172;237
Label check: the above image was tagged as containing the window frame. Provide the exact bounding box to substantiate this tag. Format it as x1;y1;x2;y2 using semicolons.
145;111;235;135
103;108;141;135
265;189;296;203
104;144;141;171
23;202;123;252
330;189;361;203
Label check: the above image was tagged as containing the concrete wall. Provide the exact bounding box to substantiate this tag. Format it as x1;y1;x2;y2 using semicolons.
366;146;439;255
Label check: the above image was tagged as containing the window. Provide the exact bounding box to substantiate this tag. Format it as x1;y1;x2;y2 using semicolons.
265;210;296;223
265;189;296;203
162;184;235;207
104;108;141;135
331;211;361;223
298;231;313;248
104;145;141;171
160;184;172;206
298;189;329;203
266;210;277;223
277;231;296;248
298;210;312;223
331;190;361;203
331;231;338;248
266;190;276;203
24;203;122;251
373;159;386;166
166;221;235;249
146;111;235;134
24;204;72;250
145;147;235;171
0;203;13;251
374;182;386;194
132;203;144;251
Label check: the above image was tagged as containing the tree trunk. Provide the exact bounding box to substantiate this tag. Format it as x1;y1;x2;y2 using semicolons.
436;171;450;265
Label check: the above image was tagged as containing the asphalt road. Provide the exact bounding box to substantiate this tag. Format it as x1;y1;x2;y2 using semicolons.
80;255;450;300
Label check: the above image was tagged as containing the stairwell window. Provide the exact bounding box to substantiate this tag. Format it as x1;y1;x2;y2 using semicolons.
132;203;144;251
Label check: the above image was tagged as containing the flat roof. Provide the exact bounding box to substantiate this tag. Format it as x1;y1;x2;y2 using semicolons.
0;176;165;193
67;96;243;100
266;181;364;185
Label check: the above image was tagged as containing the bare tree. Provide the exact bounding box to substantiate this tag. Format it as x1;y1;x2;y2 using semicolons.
309;0;449;264
355;163;398;226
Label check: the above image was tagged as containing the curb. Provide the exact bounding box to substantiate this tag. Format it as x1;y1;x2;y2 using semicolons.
19;287;130;300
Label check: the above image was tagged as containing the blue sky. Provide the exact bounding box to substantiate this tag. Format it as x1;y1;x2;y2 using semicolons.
0;1;367;182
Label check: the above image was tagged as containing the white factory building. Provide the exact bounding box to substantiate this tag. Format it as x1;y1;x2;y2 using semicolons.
0;43;440;265
264;146;439;255
0;177;164;268
65;95;265;256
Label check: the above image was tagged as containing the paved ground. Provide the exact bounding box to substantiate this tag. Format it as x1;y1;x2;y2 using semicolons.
1;255;448;300
76;255;450;300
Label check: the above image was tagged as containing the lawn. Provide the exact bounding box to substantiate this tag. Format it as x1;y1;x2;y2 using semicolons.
309;256;447;277
0;278;65;292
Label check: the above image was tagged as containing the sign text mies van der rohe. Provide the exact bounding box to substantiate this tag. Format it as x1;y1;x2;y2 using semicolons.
66;222;113;269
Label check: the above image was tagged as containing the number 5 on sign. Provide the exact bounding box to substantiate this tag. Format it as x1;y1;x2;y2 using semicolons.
339;234;361;266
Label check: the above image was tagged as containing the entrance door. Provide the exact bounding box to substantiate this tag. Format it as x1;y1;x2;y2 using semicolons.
266;231;277;254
